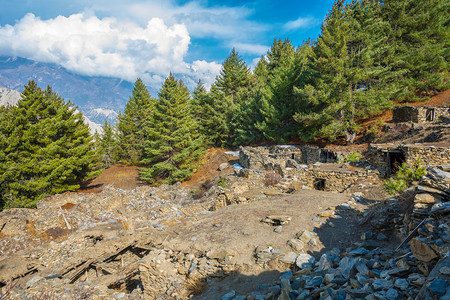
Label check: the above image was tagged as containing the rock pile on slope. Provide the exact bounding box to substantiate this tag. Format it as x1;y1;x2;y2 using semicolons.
217;166;449;300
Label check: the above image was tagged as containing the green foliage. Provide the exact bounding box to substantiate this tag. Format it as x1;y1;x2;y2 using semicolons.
381;0;450;100
256;39;308;142
0;81;96;209
217;177;226;188
116;78;155;164
140;74;205;184
384;158;427;194
342;151;362;163
294;0;394;142
215;48;251;102
368;119;386;137
231;73;265;146
97;120;119;168
191;81;232;147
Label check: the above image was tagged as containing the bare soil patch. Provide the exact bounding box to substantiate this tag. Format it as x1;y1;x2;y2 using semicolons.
79;164;147;193
182;148;238;189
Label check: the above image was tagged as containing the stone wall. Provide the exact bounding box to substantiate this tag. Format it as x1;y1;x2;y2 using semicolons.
393;106;449;123
238;146;380;193
239;145;338;171
393;106;420;123
294;165;380;193
365;144;450;175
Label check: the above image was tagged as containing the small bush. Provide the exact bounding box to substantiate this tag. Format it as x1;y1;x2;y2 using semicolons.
264;170;282;187
340;151;362;163
217;177;226;188
368;119;385;137
384;158;426;194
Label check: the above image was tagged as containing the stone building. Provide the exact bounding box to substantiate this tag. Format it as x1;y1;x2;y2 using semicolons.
238;146;378;192
365;144;450;176
393;106;449;123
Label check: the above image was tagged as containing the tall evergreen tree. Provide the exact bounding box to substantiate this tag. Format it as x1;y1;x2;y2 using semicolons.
116;78;154;164
190;81;232;147
0;81;95;208
294;0;392;141
215;48;251;102
97;120;118;168
381;0;449;100
140;74;205;184
256;39;309;142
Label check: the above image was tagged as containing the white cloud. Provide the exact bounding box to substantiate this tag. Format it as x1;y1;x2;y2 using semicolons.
85;0;264;40
284;16;319;30
0;12;221;89
233;43;268;56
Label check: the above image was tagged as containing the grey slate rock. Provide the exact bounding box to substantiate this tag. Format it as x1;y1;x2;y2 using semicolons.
394;278;409;290
280;270;293;280
373;278;394;290
385;288;398;300
338;257;358;279
221;290;236;300
305;276;323;289
427;278;446;297
349;248;369;256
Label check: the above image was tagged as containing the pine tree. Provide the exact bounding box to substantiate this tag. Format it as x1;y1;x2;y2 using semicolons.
232;74;265;146
215;48;251;102
117;78;154;164
294;0;393;141
190;81;232;147
0;81;95;208
98;120;118;168
381;0;449;100
140;74;205;184
255;39;308;142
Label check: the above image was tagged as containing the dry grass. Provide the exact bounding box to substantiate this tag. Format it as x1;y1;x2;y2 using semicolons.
264;170;282;187
184;276;207;297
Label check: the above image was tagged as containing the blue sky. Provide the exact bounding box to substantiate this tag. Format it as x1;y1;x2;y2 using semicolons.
0;0;334;89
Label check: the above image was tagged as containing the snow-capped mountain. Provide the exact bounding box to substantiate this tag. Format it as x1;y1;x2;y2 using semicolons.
0;85;102;135
0;86;22;106
0;56;150;124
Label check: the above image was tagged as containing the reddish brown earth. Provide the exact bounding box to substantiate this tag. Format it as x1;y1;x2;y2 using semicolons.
181;148;237;189
78;149;237;193
78;164;147;193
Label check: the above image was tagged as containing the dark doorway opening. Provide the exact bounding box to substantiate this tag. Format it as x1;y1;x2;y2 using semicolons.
426;109;435;122
314;178;326;191
387;151;405;175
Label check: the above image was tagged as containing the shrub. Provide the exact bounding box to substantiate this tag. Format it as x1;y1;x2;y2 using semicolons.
264;170;282;186
368;119;385;137
217;177;227;188
384;158;426;194
340;151;362;163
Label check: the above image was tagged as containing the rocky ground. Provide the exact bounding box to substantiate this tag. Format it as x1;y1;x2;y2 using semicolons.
0;147;449;299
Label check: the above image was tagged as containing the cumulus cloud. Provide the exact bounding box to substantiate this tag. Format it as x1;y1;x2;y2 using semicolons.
0;13;221;89
284;16;319;30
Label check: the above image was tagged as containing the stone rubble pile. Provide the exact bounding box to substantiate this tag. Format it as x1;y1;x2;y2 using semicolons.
218;166;450;300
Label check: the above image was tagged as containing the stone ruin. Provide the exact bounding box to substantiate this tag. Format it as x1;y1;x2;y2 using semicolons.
238;146;379;193
365;144;450;176
393;106;450;124
237;143;450;192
